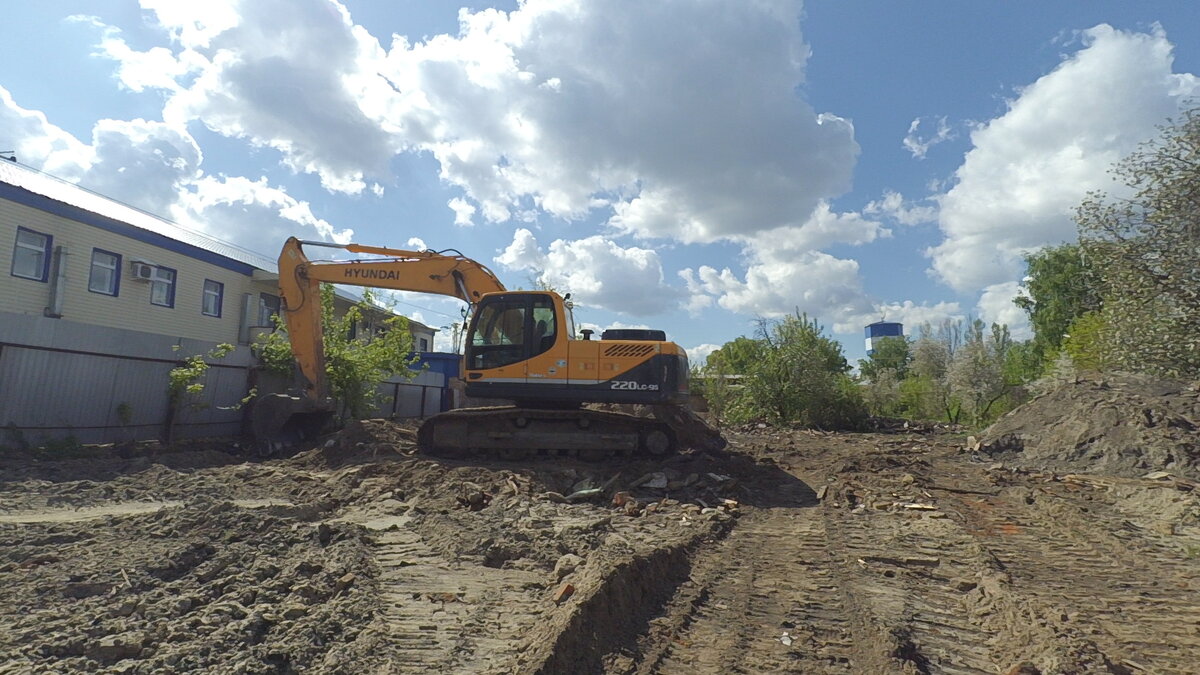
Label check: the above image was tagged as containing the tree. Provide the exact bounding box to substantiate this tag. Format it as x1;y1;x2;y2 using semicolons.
259;285;417;422
165;343;237;443
906;325;957;422
862;366;902;417
732;313;866;429
707;336;766;374
1075;108;1200;377
858;336;912;381
1013;243;1101;365
947;321;1010;426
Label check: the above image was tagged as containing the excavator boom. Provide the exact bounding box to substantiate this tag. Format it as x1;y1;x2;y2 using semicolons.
277;237;505;400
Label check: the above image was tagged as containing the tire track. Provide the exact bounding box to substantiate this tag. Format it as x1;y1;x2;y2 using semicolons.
941;469;1200;674
822;510;998;674
361;517;546;673
635;507;895;674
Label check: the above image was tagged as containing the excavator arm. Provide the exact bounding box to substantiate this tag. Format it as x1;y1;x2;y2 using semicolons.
276;236;506;400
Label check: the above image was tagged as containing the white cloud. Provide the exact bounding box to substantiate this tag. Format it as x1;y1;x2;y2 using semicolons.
976;281;1031;339
743;201;889;255
929;24;1199;294
81;1;857;235
0;86;93;178
98;0;400;194
681;251;873;333
406;237;427;250
494;227;546;271
74;15;188;93
173;175;353;255
447;197;476;226
842;300;963;338
1;84;348;257
77;119;201;217
686;343;722;366
379;0;856;240
864;190;937;226
495;229;682;316
677;202;887;328
903;116;953;159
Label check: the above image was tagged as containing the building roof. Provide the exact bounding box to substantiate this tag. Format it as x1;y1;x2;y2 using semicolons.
0;160;277;273
0;160;436;331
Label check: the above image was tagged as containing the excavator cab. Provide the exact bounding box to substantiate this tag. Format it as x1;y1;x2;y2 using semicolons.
465;292;562;371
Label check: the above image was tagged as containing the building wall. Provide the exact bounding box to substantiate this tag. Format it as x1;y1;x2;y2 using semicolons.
0;198;282;345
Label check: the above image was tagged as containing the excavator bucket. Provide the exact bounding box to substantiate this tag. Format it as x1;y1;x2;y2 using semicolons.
250;393;335;448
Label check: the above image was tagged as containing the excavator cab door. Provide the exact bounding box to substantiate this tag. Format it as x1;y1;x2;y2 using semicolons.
466;296;530;378
464;293;567;397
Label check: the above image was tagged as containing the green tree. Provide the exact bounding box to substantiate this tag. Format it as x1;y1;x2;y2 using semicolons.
948;321;1010;426
707;336;767;374
858;336;912;381
731;313;866;429
259;285;418;422
908;325;957;422
1075;108;1200;377
165;343;237;442
1013;243;1101;366
862;366;902;417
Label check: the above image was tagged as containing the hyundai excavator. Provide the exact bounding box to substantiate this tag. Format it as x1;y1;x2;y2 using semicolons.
251;237;725;459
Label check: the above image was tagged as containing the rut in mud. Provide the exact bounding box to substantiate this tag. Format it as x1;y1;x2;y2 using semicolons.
2;397;1199;673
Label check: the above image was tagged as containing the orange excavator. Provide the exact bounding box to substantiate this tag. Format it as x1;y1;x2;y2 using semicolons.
252;237;725;458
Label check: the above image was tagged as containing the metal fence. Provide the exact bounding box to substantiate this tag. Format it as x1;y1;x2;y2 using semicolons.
0;312;450;447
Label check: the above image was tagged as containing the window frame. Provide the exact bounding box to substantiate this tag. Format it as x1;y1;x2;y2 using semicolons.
201;279;223;318
11;226;52;282
258;292;280;327
87;248;122;296
149;265;176;308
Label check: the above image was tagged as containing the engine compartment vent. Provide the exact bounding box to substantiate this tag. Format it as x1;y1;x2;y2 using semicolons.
600;329;666;341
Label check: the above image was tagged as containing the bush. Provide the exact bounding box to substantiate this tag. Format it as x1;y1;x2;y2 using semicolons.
714;313;867;429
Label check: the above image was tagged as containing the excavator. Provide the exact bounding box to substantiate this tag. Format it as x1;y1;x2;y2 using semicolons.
251;237;726;459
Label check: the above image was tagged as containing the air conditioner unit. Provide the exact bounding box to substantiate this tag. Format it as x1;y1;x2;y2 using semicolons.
131;261;154;280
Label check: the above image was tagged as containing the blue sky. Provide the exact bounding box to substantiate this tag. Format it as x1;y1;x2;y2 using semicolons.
3;1;1198;363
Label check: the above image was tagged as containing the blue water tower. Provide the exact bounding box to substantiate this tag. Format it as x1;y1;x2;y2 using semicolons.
865;321;903;356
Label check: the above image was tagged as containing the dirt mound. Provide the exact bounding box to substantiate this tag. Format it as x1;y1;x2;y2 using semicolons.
980;372;1200;479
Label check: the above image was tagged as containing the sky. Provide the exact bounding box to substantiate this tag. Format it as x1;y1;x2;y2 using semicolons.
2;1;1198;363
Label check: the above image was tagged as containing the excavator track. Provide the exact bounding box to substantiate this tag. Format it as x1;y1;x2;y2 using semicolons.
418;406;688;460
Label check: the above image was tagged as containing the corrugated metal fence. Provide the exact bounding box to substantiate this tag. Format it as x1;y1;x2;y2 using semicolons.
0;312;448;447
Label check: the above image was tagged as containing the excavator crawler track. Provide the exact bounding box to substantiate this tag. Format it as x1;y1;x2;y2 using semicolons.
417;407;682;460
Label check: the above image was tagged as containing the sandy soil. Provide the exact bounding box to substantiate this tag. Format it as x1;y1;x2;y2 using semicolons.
2;404;1199;674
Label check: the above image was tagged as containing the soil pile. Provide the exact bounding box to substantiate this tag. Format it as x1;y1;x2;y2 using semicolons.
980;372;1200;479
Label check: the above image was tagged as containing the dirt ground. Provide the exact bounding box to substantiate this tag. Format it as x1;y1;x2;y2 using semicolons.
2;380;1200;674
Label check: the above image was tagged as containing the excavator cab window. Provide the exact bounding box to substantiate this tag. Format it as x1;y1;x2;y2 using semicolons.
467;299;527;370
466;294;558;370
531;297;556;356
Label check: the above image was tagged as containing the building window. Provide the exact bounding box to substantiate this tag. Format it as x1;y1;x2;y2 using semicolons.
88;249;121;296
11;227;51;281
258;293;280;327
202;279;223;317
150;266;176;307
419;337;429;351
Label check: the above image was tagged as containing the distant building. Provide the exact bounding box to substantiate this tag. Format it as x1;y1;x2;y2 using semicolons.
865;321;903;356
